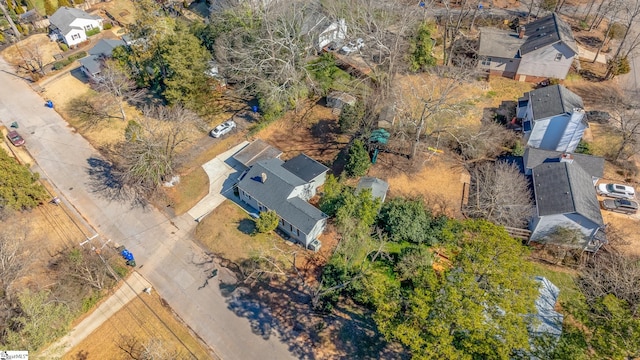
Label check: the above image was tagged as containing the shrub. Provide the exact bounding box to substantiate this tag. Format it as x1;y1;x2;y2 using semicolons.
575;140;592;155
103;23;113;30
58;42;68;52
338;100;364;133
85;27;100;37
255;210;279;233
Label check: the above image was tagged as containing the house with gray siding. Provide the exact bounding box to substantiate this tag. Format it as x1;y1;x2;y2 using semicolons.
477;13;577;81
237;154;329;250
517;85;587;153
529;157;605;252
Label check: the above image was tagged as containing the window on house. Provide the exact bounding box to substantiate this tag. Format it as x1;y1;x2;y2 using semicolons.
85;25;93;30
71;34;80;40
554;53;563;61
281;219;285;225
290;224;293;232
523;120;532;132
297;229;300;236
481;57;491;66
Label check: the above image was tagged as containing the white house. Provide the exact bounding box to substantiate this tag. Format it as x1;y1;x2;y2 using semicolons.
49;7;103;47
237;154;329;251
517;85;587;153
477;13;578;82
301;12;347;51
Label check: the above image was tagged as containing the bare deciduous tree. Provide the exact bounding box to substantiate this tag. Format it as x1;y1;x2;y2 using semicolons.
464;161;533;228
323;0;421;92
448;120;518;161
93;61;145;121
603;91;640;161
579;251;640;315
393;66;478;158
60;248;114;291
117;335;185;360
117;105;203;195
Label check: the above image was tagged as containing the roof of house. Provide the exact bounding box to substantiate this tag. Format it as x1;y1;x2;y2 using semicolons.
232;139;282;168
79;39;126;76
477;27;525;58
238;159;326;234
524;148;604;179
89;39;125;56
521;13;578;55
477;13;577;59
356;177;389;202
49;7;101;36
522;85;584;120
281;153;329;182
532;161;603;226
79;55;102;75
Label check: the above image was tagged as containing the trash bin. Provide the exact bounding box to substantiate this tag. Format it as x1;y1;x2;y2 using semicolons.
45;100;54;108
252;105;259;113
10;121;18;128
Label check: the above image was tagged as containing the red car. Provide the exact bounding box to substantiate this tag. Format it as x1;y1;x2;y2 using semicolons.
7;130;25;147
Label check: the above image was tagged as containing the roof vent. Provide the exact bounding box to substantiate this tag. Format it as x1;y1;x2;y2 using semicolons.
261;172;267;183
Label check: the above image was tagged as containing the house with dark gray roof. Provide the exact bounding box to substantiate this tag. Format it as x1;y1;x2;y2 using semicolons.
237;154;329;250
529;157;605;252
232;139;282;169
49;7;103;47
79;39;126;81
477;13;577;81
523;148;603;184
517;85;586;152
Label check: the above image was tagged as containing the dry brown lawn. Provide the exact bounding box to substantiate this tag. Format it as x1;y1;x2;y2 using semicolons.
1;34;63;68
602;212;640;257
94;0;137;27
195;200;289;264
63;291;215;360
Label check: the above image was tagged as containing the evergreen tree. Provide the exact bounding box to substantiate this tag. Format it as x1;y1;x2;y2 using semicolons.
338;101;365;134
344;139;370;177
255;210;279;233
58;0;71;7
14;0;25;14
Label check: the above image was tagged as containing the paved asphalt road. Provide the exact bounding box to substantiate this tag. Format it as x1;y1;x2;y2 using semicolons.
0;58;296;360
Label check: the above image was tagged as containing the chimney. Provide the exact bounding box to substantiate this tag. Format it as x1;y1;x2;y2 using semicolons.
560;153;574;164
260;172;267;183
518;26;525;39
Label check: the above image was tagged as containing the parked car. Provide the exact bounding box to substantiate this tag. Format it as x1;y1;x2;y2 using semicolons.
602;198;639;214
597;183;636;199
6;130;25;146
210;120;236;138
339;38;364;55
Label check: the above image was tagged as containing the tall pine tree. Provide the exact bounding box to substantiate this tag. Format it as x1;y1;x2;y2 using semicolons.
44;0;56;16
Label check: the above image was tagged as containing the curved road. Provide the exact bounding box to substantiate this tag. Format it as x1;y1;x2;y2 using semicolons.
0;58;295;360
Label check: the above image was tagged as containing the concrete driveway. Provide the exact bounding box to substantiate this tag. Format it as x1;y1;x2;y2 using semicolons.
0;58;296;360
187;141;248;221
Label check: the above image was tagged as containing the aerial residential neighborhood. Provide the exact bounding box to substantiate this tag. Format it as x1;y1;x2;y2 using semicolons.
1;0;640;359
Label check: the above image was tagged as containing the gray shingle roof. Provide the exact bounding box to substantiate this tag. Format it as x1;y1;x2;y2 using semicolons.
79;55;101;75
532;162;603;226
89;39;125;56
238;159;326;234
232;139;282;168
521;13;578;55
281;153;329;182
477;27;525;58
49;7;101;36
523;148;604;179
523;85;584;120
356;177;389;202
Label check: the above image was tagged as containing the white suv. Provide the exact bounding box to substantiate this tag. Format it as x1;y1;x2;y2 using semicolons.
596;183;635;199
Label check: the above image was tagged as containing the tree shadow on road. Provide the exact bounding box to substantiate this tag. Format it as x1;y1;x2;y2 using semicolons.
86;157;144;206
